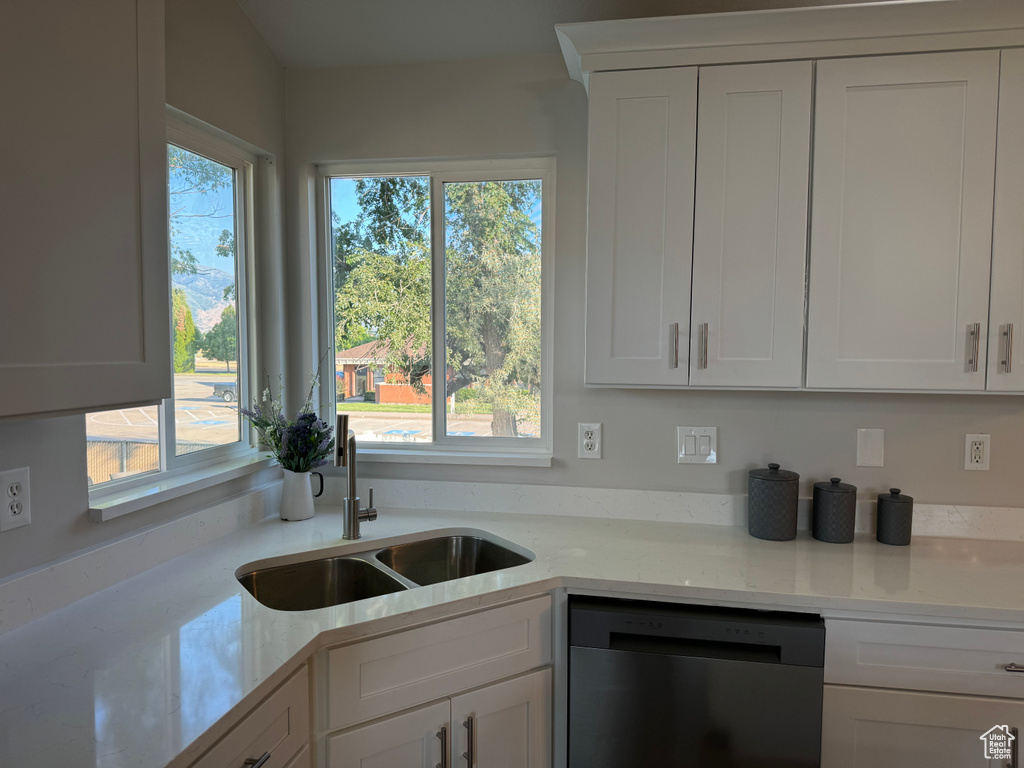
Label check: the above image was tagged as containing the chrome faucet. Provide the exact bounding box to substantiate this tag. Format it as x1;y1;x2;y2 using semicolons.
335;414;377;539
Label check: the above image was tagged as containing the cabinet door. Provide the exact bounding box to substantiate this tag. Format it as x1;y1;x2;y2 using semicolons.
585;68;697;386
690;61;812;388
451;668;551;768
327;700;449;768
988;49;1024;391
821;685;1022;768
806;51;999;391
0;0;169;418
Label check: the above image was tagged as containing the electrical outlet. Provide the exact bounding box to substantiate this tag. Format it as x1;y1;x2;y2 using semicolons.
0;467;31;531
578;422;602;459
965;433;990;471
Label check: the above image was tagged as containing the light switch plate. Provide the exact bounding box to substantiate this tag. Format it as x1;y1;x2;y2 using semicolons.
857;428;884;467
678;427;717;464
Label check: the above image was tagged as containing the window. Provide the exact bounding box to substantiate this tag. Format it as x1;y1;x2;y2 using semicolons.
321;160;553;462
85;121;255;488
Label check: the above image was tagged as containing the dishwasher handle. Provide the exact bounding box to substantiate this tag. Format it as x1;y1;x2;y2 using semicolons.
570;597;825;668
609;631;783;664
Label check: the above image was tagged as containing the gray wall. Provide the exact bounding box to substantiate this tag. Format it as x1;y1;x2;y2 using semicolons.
0;0;286;581
286;54;1024;508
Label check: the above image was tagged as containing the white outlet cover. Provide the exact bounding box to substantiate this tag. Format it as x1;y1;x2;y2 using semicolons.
578;422;602;459
678;427;717;464
0;466;31;531
856;428;884;467
964;433;990;471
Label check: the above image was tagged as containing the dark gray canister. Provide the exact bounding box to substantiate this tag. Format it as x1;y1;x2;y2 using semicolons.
877;488;914;545
812;477;857;543
748;463;799;541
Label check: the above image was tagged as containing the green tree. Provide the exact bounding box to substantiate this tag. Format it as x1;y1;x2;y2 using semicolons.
172;287;198;373
443;181;541;436
200;305;237;371
333;177;541;436
333;177;432;380
167;146;232;278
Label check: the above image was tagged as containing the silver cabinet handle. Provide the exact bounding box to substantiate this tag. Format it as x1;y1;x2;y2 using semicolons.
698;322;709;370
243;753;271;768
669;323;679;369
436;725;449;768
1004;323;1015;374
968;323;981;373
463;715;475;767
1005;663;1024;673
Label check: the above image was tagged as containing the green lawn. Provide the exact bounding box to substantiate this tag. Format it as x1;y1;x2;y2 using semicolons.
337;403;431;413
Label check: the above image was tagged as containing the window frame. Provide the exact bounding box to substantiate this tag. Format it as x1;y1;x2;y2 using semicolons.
317;158;555;464
87;117;259;500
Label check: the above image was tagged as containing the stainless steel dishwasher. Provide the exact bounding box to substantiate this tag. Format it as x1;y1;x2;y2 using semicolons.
568;596;825;768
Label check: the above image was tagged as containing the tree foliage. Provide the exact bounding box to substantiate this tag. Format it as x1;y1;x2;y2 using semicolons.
172;287;198;373
333;177;432;382
332;177;542;436
200;304;238;371
167;146;232;278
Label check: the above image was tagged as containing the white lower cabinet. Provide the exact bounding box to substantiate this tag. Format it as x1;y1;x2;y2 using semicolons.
190;666;310;768
328;668;552;768
328;699;450;768
321;596;553;768
451;669;552;768
822;685;1023;767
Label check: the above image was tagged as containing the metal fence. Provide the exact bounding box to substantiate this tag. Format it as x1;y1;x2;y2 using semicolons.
86;437;211;486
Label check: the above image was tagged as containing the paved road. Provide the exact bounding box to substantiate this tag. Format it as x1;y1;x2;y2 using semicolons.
86;376;538;452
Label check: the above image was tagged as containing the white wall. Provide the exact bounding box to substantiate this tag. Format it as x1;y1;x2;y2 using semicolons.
286;53;1024;509
0;0;287;582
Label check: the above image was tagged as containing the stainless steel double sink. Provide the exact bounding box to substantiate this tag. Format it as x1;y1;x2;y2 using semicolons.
236;532;534;611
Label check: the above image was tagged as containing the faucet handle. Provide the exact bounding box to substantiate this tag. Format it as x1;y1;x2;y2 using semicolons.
362;487;378;522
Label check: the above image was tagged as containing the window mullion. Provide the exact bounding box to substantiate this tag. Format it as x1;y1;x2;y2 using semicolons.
430;175;447;446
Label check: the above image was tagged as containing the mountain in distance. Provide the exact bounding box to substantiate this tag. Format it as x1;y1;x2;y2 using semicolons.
173;268;234;332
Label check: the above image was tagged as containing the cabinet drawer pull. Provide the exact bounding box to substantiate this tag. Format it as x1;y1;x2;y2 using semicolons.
698;322;709;370
1011;725;1019;768
1004;323;1015;374
463;715;475;767
968;323;981;373
243;753;271;768
669;323;679;369
437;725;449;768
1005;663;1024;673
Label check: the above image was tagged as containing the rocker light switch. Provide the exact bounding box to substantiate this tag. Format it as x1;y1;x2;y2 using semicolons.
678;427;717;465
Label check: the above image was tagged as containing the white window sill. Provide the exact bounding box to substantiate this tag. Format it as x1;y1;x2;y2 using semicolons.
356;447;553;467
87;454;276;522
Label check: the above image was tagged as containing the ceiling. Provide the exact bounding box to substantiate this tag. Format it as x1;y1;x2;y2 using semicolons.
235;0;910;69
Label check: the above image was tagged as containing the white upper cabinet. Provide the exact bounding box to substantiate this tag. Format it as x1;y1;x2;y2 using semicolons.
806;51;1000;391
584;67;697;386
0;0;169;418
689;61;812;388
988;49;1024;392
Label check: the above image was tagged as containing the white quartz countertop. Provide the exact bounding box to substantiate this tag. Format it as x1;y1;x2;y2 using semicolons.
2;506;1024;768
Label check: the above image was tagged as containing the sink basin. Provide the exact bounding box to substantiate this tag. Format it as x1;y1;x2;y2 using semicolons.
375;535;532;586
237;555;408;611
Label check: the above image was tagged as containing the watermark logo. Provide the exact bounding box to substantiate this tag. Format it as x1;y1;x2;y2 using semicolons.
980;725;1016;761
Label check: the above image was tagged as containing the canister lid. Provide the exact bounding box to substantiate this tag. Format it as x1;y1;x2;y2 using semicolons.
749;463;799;482
877;488;913;504
814;477;856;494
